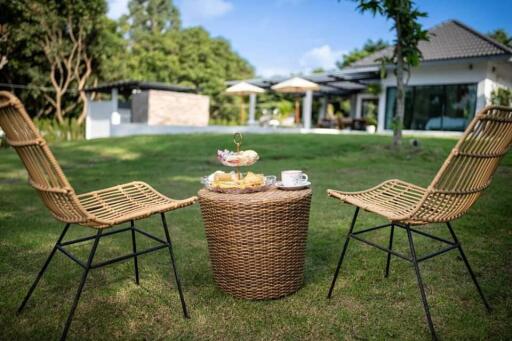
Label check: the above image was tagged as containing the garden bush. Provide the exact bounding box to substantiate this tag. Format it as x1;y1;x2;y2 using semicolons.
33;118;84;143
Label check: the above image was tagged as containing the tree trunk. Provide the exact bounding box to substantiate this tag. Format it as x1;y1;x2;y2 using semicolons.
54;92;64;125
393;19;405;148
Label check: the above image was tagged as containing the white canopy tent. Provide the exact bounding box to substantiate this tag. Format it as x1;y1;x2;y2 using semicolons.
271;77;319;129
225;82;265;125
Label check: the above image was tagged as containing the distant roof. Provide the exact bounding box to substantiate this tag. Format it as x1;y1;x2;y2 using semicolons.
350;20;512;68
227;68;379;96
84;80;196;94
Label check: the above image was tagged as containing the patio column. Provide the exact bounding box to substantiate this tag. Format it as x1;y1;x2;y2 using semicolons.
110;88;121;125
248;93;257;125
317;97;327;124
302;90;313;129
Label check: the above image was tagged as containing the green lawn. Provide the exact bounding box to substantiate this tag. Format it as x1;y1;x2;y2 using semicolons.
0;134;511;340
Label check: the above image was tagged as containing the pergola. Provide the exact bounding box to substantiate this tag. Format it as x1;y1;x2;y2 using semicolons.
227;68;380;128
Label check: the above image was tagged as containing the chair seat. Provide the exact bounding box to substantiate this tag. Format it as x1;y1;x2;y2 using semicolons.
327;179;428;225
77;181;197;228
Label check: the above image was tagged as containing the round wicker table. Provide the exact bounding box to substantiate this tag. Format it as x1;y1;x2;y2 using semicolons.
198;188;312;300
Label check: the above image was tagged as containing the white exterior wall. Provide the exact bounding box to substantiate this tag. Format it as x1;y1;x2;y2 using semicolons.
375;59;512;132
86;100;114;139
483;60;512;102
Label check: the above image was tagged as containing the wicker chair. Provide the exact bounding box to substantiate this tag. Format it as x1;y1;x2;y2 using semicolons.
0;91;197;340
326;105;512;340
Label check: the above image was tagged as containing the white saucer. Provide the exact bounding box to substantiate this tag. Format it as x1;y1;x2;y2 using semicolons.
276;181;311;190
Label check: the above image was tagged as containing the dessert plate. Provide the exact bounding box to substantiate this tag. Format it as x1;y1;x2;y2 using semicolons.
276;181;311;190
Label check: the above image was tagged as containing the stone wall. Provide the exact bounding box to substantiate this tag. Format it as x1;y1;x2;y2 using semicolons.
131;91;149;123
147;90;209;126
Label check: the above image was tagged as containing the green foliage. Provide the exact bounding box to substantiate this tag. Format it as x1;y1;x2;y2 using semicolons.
209;117;240;126
365;112;378;126
367;83;382;95
1;0;254;124
353;0;428;147
488;29;512;48
355;0;429;70
1;0;117;121
337;39;389;68
33;118;84;143
490;87;512;107
340;99;351;115
123;0;181;36
112;0;254;122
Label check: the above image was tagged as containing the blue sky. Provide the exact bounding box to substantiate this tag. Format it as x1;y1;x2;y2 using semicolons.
107;0;512;77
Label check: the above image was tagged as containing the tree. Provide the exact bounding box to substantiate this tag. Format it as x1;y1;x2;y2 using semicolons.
0;24;9;70
0;0;114;124
336;39;389;68
120;0;254;122
123;0;181;38
488;29;512;48
352;0;428;147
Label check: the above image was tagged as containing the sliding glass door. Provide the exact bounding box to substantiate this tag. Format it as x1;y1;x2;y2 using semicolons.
385;83;477;131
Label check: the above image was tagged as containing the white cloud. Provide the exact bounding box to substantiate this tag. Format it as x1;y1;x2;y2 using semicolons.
181;0;233;21
107;0;129;20
299;45;344;73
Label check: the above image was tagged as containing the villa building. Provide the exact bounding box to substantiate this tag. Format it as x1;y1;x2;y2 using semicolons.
351;20;512;132
237;20;512;133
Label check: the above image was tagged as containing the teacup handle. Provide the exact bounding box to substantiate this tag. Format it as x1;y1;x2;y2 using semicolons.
300;174;308;183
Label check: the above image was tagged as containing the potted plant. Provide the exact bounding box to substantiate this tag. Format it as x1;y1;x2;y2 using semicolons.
365;112;378;133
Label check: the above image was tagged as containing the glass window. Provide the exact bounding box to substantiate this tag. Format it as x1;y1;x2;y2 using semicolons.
385;83;477;131
444;84;477;131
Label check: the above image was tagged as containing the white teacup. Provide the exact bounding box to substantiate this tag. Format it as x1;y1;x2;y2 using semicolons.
281;170;308;187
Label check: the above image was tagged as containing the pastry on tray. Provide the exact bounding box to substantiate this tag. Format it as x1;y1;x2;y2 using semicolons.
217;149;259;167
205;171;268;192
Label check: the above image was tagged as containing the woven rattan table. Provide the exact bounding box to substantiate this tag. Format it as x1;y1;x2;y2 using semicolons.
198;188;312;300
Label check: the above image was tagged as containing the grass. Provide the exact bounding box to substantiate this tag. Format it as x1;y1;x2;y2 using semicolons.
0;133;511;340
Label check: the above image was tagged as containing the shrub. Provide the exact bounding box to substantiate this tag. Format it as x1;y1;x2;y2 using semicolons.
33;118;84;143
490;87;512;107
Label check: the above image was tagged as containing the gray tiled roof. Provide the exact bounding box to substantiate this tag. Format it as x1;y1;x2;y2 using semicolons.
350;20;512;68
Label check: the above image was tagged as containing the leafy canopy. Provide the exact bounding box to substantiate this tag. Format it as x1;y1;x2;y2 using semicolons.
336;39;389;69
487;29;512;48
356;0;428;69
110;0;254;122
1;0;254;124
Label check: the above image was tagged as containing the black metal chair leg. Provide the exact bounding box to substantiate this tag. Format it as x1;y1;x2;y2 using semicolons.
160;213;190;319
446;222;492;312
130;220;140;285
385;223;395;278
327;207;359;299
60;230;102;341
17;223;71;314
406;225;437;340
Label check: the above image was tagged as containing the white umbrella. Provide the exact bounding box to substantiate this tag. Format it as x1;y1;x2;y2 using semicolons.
271;77;319;124
226;82;265;124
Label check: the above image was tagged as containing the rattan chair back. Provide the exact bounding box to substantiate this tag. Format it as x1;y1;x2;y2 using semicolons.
0;91;88;224
413;106;512;222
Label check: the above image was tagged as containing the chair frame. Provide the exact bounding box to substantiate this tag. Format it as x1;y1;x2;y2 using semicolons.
17;213;190;341
0;92;193;340
327;208;491;340
326;105;512;339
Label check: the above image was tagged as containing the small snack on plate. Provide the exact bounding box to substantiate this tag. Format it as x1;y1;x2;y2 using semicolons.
243;172;265;187
206;170;266;192
217;149;259;167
